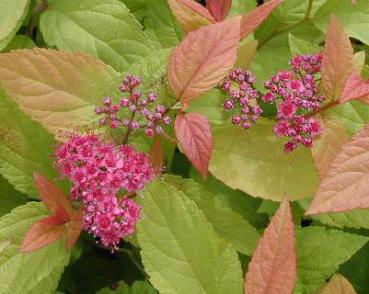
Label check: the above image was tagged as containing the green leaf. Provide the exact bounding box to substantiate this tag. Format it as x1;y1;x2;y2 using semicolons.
0;89;59;198
3;35;35;52
314;209;369;230
141;0;182;48
40;0;153;72
288;34;322;56
164;175;260;255
314;0;369;46
229;0;257;17
0;0;30;50
0;174;27;217
137;180;243;294
328;100;369;136
97;281;157;294
210;119;319;201
0;202;70;293
296;226;368;293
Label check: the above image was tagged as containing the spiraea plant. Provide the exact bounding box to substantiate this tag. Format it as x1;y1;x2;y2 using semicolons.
1;0;369;293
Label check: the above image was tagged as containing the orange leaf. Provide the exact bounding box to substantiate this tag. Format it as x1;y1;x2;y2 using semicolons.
149;138;165;176
240;0;284;39
321;15;355;102
168;17;240;102
206;0;232;22
244;197;297;294
312;115;350;178
306;124;369;215
20;215;67;253
174;113;212;178
66;208;84;250
168;0;215;33
340;73;369;104
34;172;73;216
319;274;357;294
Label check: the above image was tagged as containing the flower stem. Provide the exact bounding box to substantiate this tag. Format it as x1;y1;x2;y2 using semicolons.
304;100;339;118
304;0;314;21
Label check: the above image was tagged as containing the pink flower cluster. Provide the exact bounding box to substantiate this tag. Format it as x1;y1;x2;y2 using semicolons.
55;134;154;248
262;54;324;153
221;68;262;129
95;74;171;137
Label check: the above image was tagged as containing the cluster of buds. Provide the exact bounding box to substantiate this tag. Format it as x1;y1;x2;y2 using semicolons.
95;75;171;138
262;54;324;153
221;68;262;129
55;134;154;248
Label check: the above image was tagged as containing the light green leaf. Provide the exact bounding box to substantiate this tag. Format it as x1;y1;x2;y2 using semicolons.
97;281;157;294
328;100;369;136
210;119;319;201
314;0;369;46
0;0;30;50
141;0;182;48
0;89;59;198
354;51;366;74
229;0;257;17
40;0;153;72
296;226;368;293
164;175;260;255
288;34;322;56
3;35;35;52
0;202;70;294
0;174;27;217
137;180;243;294
314;209;369;230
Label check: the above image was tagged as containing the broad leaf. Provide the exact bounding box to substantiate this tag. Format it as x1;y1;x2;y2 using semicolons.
3;35;35;52
149;138;164;176
164;175;260;255
206;0;232;22
315;209;369;230
0;175;27;217
288;34;322;56
0;202;70;293
137;180;243;294
0;89;58;197
175;113;212;178
0;48;120;138
319;274;357;294
210;120;319;201
240;0;284;39
97;281;157;294
0;0;30;50
168;0;215;33
321;15;354;101
40;0;153;71
235;39;258;69
306;124;369;215
296;226;368;293
244;198;297;294
168;17;240;102
340;73;369;104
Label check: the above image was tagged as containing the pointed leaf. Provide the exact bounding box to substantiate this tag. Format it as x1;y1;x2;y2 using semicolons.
137;180;243;294
206;0;232;22
168;0;215;33
235;39;258;69
320;274;357;294
0;48;120;138
240;0;284;39
307;124;369;215
340;73;369;104
321;15;355;102
353;51;366;73
312;115;350;178
40;0;153;71
175;113;212;178
245;197;296;294
149;138;164;176
168;17;240;102
20;215;67;253
66;208;84;250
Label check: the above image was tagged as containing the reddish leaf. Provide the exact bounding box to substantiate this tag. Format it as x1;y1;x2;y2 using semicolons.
168;17;240;102
66;208;84;250
320;274;357;294
244;197;297;294
34;172;73;215
321;15;355;102
306;124;369;215
168;0;215;33
174;113;212;178
20;215;67;253
312;115;350;178
149;138;165;176
340;73;369;104
206;0;232;22
240;0;284;39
